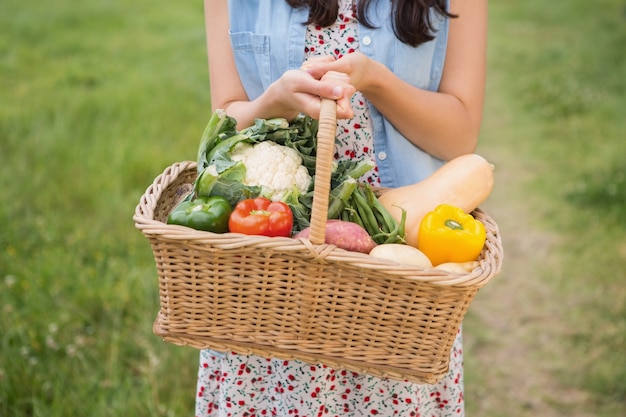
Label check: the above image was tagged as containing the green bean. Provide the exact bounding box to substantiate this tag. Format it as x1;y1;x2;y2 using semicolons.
351;188;381;238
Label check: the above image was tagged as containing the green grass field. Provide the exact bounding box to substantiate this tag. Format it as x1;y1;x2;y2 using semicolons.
1;1;624;416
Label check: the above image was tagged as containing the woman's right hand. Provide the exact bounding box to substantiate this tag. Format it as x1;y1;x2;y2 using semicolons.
263;68;356;121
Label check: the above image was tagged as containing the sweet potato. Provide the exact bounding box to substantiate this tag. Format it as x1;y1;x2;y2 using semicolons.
294;219;377;254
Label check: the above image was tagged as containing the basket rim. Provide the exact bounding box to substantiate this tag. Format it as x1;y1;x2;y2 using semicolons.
134;161;504;288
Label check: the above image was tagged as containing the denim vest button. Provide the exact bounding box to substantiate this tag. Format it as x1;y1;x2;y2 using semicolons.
377;151;387;161
362;36;372;46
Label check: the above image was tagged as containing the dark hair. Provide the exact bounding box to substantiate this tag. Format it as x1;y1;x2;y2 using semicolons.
285;0;456;47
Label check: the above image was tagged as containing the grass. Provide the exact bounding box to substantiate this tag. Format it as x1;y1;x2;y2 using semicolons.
1;0;625;416
465;0;625;416
1;1;205;415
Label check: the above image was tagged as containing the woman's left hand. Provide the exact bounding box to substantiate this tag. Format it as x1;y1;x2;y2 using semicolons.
302;52;373;94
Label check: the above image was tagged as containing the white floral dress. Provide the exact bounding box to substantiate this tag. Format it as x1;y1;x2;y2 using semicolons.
304;0;379;185
195;1;465;416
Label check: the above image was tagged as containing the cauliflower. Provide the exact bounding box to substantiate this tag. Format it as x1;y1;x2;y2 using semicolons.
229;140;312;202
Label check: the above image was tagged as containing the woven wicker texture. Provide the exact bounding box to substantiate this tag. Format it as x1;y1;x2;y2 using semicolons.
134;100;503;384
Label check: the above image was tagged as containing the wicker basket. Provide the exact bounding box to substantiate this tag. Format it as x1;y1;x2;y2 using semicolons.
134;100;503;384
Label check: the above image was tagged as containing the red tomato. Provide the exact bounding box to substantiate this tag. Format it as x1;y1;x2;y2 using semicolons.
228;197;293;237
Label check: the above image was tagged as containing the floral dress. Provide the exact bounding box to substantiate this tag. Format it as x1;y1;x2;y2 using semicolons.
304;0;379;185
195;1;465;416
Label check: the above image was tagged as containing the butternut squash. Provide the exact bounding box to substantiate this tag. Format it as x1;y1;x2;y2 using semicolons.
377;153;494;248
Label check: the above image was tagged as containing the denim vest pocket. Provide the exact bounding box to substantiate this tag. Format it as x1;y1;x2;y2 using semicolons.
229;31;271;100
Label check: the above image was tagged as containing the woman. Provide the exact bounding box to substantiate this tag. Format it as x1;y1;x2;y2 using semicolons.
196;0;487;415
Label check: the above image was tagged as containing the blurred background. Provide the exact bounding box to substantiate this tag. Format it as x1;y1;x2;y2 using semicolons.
1;1;624;416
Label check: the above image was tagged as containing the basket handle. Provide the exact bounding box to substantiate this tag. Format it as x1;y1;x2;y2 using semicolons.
308;98;337;245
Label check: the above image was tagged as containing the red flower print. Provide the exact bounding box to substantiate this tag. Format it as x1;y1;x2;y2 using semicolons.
353;123;362;129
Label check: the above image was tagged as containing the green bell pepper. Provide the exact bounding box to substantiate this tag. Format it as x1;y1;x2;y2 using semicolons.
167;195;232;233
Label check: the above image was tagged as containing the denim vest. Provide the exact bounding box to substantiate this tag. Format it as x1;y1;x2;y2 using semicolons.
227;0;450;187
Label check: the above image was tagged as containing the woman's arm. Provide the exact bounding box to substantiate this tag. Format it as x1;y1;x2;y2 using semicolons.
303;0;488;161
204;0;356;129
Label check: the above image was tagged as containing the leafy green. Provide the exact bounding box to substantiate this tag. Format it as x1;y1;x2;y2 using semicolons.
196;110;238;174
193;111;402;237
194;162;262;207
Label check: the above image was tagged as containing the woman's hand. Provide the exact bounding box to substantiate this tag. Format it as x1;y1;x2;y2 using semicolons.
263;68;356;121
302;52;373;94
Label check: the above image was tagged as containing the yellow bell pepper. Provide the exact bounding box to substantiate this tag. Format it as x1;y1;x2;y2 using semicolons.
417;204;486;266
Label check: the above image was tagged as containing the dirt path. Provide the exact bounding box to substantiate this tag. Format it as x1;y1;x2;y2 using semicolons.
462;144;595;417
